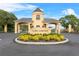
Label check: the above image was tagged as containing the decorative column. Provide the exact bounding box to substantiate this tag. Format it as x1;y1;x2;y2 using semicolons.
57;23;61;34
55;24;58;33
15;22;18;33
18;24;20;33
68;24;72;33
4;24;7;32
46;23;48;28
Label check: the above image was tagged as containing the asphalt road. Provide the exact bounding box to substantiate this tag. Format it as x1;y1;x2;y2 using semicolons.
0;33;79;56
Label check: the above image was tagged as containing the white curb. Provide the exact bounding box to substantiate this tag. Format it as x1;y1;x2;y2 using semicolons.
14;38;69;45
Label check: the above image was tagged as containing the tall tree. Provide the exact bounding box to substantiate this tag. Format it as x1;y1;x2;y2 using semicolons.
59;15;79;32
0;9;17;32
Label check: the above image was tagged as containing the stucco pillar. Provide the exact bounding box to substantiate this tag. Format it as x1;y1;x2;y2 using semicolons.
55;24;58;33
46;23;48;28
57;23;61;34
68;24;72;33
15;22;18;33
18;24;20;33
4;24;7;32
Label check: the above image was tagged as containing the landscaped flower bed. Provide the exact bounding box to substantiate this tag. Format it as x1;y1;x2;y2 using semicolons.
17;33;65;42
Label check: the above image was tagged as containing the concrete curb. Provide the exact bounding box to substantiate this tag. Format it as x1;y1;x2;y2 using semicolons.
14;38;69;45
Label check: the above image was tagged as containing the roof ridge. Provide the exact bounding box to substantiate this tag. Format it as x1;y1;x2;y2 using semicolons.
33;8;43;12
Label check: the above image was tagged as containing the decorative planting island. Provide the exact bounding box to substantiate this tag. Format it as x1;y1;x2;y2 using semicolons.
14;33;69;44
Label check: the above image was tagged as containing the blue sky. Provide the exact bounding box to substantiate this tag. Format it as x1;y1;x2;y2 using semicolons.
0;3;79;19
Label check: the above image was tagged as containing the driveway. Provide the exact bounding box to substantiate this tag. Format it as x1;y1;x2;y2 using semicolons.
0;33;79;56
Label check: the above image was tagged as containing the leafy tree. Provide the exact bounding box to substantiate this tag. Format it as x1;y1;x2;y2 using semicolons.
0;9;17;32
59;15;79;32
59;17;69;29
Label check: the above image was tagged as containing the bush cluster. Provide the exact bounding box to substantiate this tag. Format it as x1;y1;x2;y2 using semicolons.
18;33;64;42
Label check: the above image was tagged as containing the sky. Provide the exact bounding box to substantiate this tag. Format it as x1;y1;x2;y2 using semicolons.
0;3;79;20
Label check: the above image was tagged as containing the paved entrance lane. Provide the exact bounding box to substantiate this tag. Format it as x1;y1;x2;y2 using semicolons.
0;33;79;56
0;33;17;47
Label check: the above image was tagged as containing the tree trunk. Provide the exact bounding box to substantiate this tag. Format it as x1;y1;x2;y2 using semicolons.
4;24;7;32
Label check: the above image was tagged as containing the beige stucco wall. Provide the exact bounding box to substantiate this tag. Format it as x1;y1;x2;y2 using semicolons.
15;9;61;34
28;11;51;34
29;28;51;34
32;12;44;21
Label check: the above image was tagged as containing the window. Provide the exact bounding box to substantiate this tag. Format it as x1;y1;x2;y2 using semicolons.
36;15;40;20
36;25;40;28
42;24;46;28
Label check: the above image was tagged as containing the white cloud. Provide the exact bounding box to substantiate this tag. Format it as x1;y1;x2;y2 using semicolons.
62;8;77;15
0;3;37;12
62;8;79;18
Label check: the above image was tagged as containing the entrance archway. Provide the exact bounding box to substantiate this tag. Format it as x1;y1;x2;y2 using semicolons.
48;24;55;33
15;22;29;33
48;20;61;34
20;24;28;33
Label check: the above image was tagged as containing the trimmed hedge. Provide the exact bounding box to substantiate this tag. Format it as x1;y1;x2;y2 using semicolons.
18;34;64;42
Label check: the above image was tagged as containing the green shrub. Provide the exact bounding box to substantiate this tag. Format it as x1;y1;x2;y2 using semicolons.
48;35;54;40
53;34;64;41
31;35;39;41
18;33;65;42
58;34;64;41
42;35;50;41
18;34;30;41
55;36;61;41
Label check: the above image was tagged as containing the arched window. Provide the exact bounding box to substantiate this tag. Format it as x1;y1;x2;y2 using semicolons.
36;15;40;20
